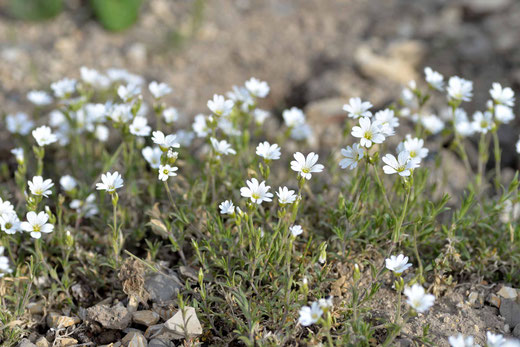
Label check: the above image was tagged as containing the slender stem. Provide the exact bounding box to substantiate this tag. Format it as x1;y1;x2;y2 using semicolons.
372;164;395;218
412;225;423;282
392;180;411;244
492;130;502;189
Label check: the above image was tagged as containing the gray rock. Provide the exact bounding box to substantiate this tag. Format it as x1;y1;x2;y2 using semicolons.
87;302;132;330
148;339;174;347
500;299;520;327
133;310;160;326
164;307;202;339
513;324;520;338
144;272;182;304
18;339;37;347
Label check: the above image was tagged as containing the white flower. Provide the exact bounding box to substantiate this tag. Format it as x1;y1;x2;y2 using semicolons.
0;247;12;275
32;125;58;146
382;151;416;177
447;76;473;102
385;254;412;274
298;302;323;326
494;104;514;124
351;117;385;148
283;107;306;127
129;116;151;137
218;117;241;137
152;131;180;150
490;82;515;107
453;108;475;137
60;175;77;192
401;81;418;107
149;81;172;99
253;109;270;124
0;198;15;218
96;171;124;193
0;212;21;235
472;111;493;134
277;186;297;205
240;178;273;204
158;164;178;181
318;297;334;312
51;78;76;98
175;130;195;147
290;123;312;141
404;284;435;313
6;113;34;135
118;84;141;102
448;334;475;347
210;137;236;156
397;135;428;164
421;115;444;134
110;104;133;123
219;200;235;215
142;146;162;169
193;114;210;138
28;176;54;197
21;211;54;239
80;67;110;89
517;137;520;154
245;77;270;98
256;142;281;160
500;199;520;223
207;94;234;117
290;152;324;180
95;125;110;142
227;85;252;104
106;68;144;85
85;103;107;122
486;332;506;347
424;67;444;91
163;107;179;123
11;147;24;163
339;143;364;170
27;90;53;106
70;194;98;218
343;97;373;119
290;225;303;237
375;109;399;136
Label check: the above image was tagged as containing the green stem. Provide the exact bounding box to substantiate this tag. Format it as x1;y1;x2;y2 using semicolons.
392;180;411;244
372;164;395;218
492;130;502;189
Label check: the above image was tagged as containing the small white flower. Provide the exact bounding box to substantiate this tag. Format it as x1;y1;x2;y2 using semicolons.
149;81;172;99
339;143;364;170
447;76;473;102
6;113;34;135
397;135;428;165
219;200;235;215
32;125;58;147
494;104;514;124
106;68;144;85
253;109;270;124
290;225;303;237
490;82;515;107
85;103;107;122
27;90;53;106
96;171;124;193
110;104;133;123
51;78;76;98
277;186;297;205
245;77;270;98
207;94;234;117
21;211;54;239
283;107;306;127
351;117;386;148
0;247;12;276
142;146;162;169
28;176;54;197
401;81;418;107
60;175;77;192
424;67;444;91
486;332;506;347
472;111;493;134
453;108;475;137
517;137;520;154
158;164;178;181
385;254;412;274
421;115;444;134
290;123;312;141
0;198;15;218
240;178;273;204
318;296;334;312
382;151;416;177
227;85;252;104
11;147;24;164
404;284;435;313
448;334;475;347
118;84;141;102
163;107;179;123
80;67;110;89
298;302;323;326
129;116;151;137
256;141;281;160
218;117;241;137
152;131;180;150
0;212;21;235
290;152;324;180
95;125;110;142
175;130;195;147
375;109;399;136
342;97;373;119
193;114;210;138
70;194;98;218
210;137;236;156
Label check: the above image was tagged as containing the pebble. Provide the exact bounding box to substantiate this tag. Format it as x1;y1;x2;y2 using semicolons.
164;307;202;339
122;331;147;346
56;337;78;347
128;333;148;347
488;293;501;308
148;339;174;347
500;299;520;327
513;324;520;338
46;312;81;329
497;286;518;300
144;272;182;304
35;337;50;347
18;339;37;347
87;302;132;330
133;310;160;326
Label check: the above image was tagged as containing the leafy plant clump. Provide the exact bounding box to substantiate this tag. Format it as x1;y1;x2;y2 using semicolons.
0;66;519;346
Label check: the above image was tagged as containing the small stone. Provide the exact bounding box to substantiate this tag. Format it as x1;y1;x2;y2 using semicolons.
488;293;501;308
145;324;179;340
27;302;44;315
18;339;37;347
164;307;202;339
99;343;122;347
148;339;174;347
505;324;510;333
46;312;81;329
87;302;132;330
133;310;160;326
56;337;78;347
128;333;147;347
122;331;146;346
497;286;518;300
35;337;50;347
500;299;520;327
513;324;520;338
468;292;479;305
144;273;182;304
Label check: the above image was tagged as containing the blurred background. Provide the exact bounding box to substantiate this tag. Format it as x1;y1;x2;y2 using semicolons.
1;0;519;166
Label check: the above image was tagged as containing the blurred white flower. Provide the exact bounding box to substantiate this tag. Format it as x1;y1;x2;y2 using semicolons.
290;225;303;237
447;76;473;102
277;186;297;205
490;82;515;107
448;334;475;347
149;81;172;99
142;146;162;169
245;77;270;98
210;137;236;156
10;147;24;164
175;130;195;147
283;107;306;127
339;143;364;170
494;104;514;124
193;114;210;138
404;284;435;313
80;67;110;89
207;94;234;117
424;67;444;91
256;141;281;161
472;111;493;134
219;200;235;215
129;116;151;137
60;175;77;192
290;123;312;141
27;90;53;106
421;115;444;135
152;131;180;149
6;113;34;135
343;97;373;119
253;109;270;124
51;78;76;98
117;84;141;102
375;109;399;136
95;125;110;142
298;302;323;326
163;107;179;123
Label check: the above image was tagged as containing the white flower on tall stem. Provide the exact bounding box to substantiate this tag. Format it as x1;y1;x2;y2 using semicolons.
193;114;210;138
219;200;235;215
298;302;323;326
494;104;514;124
142;146;162;169
375;109;399;136
472;111;493;134
343;97;373;119
351;117;385;148
149;81;172;99
32;126;57;147
51;78;76;98
245;77;270;98
490;82;515;107
207;94;234;117
385;254;412;274
447;76;473;102
6;113;34;135
448;334;475;347
339;143;364;170
290;225;303;237
96;172;124;193
117;84;141;102
21;211;54;239
283;107;306;128
152;131;180;150
11;148;24;164
277;186;297;205
28;176;54;197
290;152;324;180
382;151;416;177
158;165;178;181
0;212;21;234
60;175;77;192
256;142;281;161
240;178;273;204
424;67;444;91
27;90;53;106
404;284;435;313
163;107;179;123
421;115;444;135
129;116;151;137
210;137;236;156
70;194;99;218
